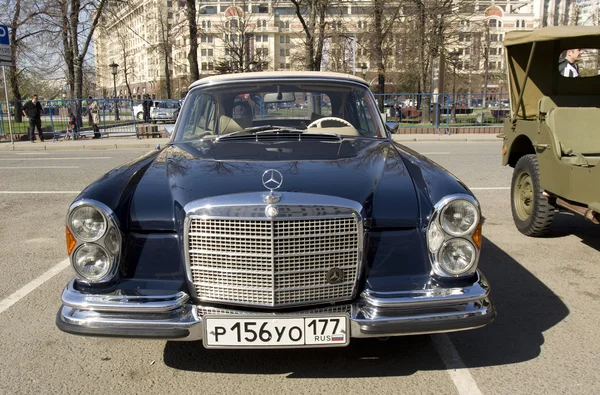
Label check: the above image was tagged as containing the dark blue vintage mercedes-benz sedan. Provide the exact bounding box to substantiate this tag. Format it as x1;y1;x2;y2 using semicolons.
56;71;495;348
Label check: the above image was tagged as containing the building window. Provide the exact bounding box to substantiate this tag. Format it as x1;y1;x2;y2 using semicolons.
280;36;284;43
280;48;285;56
286;36;290;43
201;48;207;56
263;34;268;42
208;48;213;56
280;62;284;69
208;62;213;70
201;62;207;71
256;35;261;42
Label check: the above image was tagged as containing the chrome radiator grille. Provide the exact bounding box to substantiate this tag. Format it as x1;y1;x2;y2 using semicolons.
187;215;361;307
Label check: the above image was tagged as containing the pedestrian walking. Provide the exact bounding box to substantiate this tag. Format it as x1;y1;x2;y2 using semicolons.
22;95;44;143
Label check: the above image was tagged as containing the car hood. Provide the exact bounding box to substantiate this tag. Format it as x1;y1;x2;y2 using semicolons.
127;138;420;231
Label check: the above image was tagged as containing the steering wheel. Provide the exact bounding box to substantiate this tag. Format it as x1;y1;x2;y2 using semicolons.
306;117;354;129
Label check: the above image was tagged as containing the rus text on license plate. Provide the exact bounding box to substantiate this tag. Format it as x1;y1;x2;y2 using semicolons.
204;315;349;348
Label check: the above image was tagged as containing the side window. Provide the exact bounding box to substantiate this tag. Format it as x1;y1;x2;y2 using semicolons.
178;92;217;139
347;91;374;135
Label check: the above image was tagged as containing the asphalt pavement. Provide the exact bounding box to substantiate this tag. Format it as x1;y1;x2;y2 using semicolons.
0;141;598;395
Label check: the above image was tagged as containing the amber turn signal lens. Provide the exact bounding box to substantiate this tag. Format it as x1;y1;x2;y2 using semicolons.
472;222;482;249
66;227;77;255
502;145;507;155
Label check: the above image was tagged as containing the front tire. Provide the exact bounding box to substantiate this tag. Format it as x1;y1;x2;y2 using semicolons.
511;154;554;236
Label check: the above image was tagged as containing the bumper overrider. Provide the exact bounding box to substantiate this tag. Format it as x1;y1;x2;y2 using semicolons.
56;271;495;342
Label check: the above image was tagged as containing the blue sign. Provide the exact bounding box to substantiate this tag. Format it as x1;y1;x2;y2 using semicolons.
0;25;9;46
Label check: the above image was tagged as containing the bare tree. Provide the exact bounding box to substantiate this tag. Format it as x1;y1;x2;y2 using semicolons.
290;0;331;71
0;0;47;122
65;0;107;102
116;25;135;98
186;0;200;82
214;3;270;73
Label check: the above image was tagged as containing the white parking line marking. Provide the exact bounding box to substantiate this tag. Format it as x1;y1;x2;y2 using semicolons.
0;191;81;194
420;152;451;155
0;157;111;161
0;166;80;169
432;334;484;395
0;259;70;315
470;187;510;190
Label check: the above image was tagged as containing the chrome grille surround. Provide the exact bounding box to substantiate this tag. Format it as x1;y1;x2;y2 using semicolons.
183;192;364;308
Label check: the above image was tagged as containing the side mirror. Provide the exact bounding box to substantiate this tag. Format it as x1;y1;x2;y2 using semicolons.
164;125;175;135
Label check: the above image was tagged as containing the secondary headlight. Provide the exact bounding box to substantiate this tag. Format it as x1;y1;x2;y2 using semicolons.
73;243;112;282
438;239;477;275
68;205;107;241
440;199;479;237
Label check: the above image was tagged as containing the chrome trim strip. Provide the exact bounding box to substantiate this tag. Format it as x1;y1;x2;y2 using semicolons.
188;249;359;258
56;271;494;342
361;272;490;309
190;265;357;275
61;280;189;313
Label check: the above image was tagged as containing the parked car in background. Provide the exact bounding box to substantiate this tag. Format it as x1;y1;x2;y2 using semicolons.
56;71;495;348
132;100;161;121
150;100;181;123
500;26;600;236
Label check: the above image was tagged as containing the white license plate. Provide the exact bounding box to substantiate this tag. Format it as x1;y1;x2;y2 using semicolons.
204;315;349;348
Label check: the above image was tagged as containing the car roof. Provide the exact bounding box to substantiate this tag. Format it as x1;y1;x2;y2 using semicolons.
188;71;369;89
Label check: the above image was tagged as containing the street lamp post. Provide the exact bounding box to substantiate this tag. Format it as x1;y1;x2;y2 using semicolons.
449;51;460;124
109;61;120;121
361;63;367;79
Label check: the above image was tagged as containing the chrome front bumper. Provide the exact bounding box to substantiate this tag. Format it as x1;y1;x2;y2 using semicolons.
56;271;495;341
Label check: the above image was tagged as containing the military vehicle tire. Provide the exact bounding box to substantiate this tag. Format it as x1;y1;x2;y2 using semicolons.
511;154;554;236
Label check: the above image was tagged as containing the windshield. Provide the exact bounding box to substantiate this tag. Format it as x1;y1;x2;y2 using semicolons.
156;101;180;109
174;79;385;141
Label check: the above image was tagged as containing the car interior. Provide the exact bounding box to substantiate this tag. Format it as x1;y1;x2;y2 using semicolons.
176;82;383;141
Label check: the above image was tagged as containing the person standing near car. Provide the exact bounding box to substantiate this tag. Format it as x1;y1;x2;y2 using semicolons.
142;94;151;122
22;95;44;143
88;97;101;138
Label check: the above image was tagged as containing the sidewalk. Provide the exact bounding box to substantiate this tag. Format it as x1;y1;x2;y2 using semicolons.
391;133;502;142
0;136;171;151
0;133;502;151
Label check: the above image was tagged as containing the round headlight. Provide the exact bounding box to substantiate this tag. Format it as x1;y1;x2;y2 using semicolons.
104;227;121;256
440;199;479;236
438;239;477;275
73;243;112;282
427;221;444;253
69;206;107;242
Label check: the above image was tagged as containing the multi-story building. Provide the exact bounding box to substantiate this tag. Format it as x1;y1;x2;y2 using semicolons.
576;0;600;25
95;0;541;98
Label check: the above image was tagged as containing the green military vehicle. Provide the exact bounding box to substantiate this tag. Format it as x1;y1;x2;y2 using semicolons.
500;26;600;236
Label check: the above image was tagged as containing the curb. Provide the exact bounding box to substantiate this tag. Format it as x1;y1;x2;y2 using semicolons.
0;139;169;152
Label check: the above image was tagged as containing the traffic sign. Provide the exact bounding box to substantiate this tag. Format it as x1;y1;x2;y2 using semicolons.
0;24;11;67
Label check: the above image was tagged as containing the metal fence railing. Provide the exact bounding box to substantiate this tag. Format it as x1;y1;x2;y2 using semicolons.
374;93;509;133
0;93;507;141
0;98;182;142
